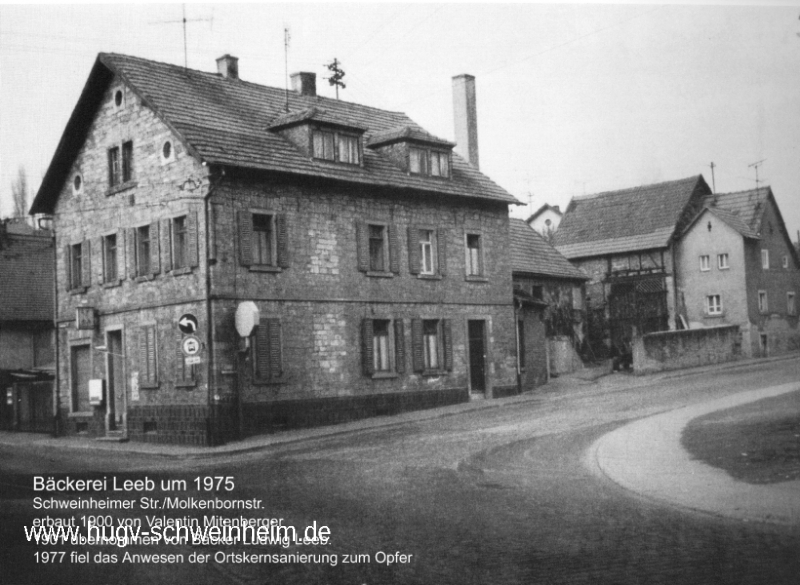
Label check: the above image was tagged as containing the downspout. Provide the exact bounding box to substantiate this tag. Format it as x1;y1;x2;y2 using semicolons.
513;296;522;395
47;218;60;436
203;165;223;445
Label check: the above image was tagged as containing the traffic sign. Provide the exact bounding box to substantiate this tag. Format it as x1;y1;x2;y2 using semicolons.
178;313;199;335
181;335;201;357
184;356;202;365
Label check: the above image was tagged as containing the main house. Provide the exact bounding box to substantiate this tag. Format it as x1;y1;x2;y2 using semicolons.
30;53;522;445
553;175;711;354
675;186;800;356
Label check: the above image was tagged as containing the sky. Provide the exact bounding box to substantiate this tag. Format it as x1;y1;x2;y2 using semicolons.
1;2;799;240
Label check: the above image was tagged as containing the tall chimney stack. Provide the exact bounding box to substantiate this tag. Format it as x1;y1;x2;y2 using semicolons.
291;72;317;97
216;54;239;79
452;74;479;169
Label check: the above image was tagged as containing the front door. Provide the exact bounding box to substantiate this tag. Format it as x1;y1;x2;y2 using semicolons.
468;320;486;394
106;330;126;432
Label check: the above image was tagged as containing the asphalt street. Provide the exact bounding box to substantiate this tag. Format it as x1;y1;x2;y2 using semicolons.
1;358;799;584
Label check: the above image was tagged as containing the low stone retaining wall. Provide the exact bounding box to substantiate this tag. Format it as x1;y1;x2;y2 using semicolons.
633;325;742;375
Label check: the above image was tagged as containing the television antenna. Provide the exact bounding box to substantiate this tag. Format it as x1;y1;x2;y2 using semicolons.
748;159;766;189
150;4;213;69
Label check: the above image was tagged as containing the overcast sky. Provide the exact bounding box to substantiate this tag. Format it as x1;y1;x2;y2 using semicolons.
1;2;799;239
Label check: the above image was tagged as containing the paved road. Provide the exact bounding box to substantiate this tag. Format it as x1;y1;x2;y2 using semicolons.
2;359;799;584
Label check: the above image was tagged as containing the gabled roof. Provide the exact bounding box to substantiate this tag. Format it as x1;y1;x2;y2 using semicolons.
268;107;367;132
31;53;518;214
553;175;711;259
510;218;588;281
367;126;455;148
525;203;562;224
0;230;53;322
683;205;759;239
704;187;770;235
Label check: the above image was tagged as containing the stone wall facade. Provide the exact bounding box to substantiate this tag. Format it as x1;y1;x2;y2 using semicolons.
633;325;742;375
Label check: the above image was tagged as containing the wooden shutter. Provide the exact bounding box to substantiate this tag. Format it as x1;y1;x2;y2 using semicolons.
175;337;185;382
394;319;405;374
146;325;157;384
411;318;424;373
128;228;137;279
437;228;448;276
389;223;400;274
139;328;149;384
81;240;92;287
238;211;253;266
187;211;199;268
267;318;283;379
254;319;270;381
116;231;126;282
443;319;453;371
407;227;421;275
96;237;105;284
149;222;160;275
361;319;374;376
276;214;290;268
356;221;369;272
63;244;72;290
161;218;172;273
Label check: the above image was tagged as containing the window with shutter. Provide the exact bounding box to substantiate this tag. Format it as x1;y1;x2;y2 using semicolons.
411;319;424;373
136;226;150;276
252;318;283;383
363;319;404;377
103;234;118;283
172;215;188;269
69;243;82;290
140;325;158;387
81;240;92;287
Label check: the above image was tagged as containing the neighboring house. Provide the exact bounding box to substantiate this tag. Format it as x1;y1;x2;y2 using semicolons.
0;219;55;432
675;187;800;357
525;203;562;240
510;219;588;385
30;53;521;446
553;176;711;354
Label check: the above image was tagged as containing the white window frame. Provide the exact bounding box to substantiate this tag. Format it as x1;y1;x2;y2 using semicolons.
762;249;769;269
699;255;710;272
758;290;768;313
788;292;796;316
419;229;435;275
706;294;722;316
372;319;395;374
367;222;389;273
783;255;789;269
251;212;277;267
422;319;440;371
465;233;484;277
717;253;729;270
102;233;118;283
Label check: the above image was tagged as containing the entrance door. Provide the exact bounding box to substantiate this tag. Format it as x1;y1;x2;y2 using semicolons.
468;320;486;394
106;330;126;432
71;345;91;412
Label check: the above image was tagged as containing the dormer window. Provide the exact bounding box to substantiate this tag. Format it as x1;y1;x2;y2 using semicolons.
410;147;450;178
312;128;360;165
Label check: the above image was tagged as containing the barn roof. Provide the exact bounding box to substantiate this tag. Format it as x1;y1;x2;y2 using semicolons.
510;218;587;281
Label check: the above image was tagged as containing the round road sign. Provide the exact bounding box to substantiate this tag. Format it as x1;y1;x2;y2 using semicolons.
178;313;199;335
182;335;202;357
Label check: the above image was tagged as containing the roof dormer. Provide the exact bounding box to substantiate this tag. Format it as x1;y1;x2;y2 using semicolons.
367;126;455;178
268;107;366;166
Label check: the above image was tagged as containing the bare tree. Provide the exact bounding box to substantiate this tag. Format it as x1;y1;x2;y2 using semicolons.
11;166;28;218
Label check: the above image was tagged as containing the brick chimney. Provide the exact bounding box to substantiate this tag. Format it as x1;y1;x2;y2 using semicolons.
291;72;317;97
216;54;239;79
452;74;479;169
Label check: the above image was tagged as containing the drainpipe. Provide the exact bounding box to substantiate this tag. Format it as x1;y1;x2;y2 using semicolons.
203;165;223;445
42;217;60;436
513;297;522;395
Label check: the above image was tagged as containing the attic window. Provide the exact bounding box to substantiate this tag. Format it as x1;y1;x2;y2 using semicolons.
114;89;124;109
72;174;83;195
410;147;450;178
161;140;174;163
312;128;360;165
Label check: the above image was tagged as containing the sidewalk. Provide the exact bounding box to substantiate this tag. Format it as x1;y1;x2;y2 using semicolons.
589;381;800;526
1;353;797;460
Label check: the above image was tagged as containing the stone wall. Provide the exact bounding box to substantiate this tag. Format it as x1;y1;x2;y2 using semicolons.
633;324;742;375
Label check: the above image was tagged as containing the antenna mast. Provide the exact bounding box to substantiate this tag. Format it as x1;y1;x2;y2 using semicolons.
748;159;766;190
709;162;716;194
149;4;212;70
325;58;346;100
284;27;291;112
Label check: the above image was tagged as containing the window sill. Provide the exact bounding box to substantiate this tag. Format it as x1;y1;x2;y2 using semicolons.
140;384;159;390
705;313;724;318
371;372;399;380
465;275;488;283
249;265;282;273
135;275;157;283
418;273;442;281
718;267;730;271
67;411;94;418
69;287;89;295
170;266;194;276
366;271;393;278
106;181;138;196
102;280;122;289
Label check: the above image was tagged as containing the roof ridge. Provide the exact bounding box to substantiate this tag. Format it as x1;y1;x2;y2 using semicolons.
100;52;408;116
714;186;771;197
571;175;701;201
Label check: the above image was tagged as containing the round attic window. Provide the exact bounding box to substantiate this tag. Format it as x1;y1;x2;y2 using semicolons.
162;140;172;160
114;90;123;107
545;219;552;227
72;173;82;194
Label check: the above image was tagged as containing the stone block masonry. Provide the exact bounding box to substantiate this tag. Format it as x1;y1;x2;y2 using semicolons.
633;325;742;375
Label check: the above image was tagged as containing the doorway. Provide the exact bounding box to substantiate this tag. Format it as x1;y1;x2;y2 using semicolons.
106;330;126;433
468;320;486;394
